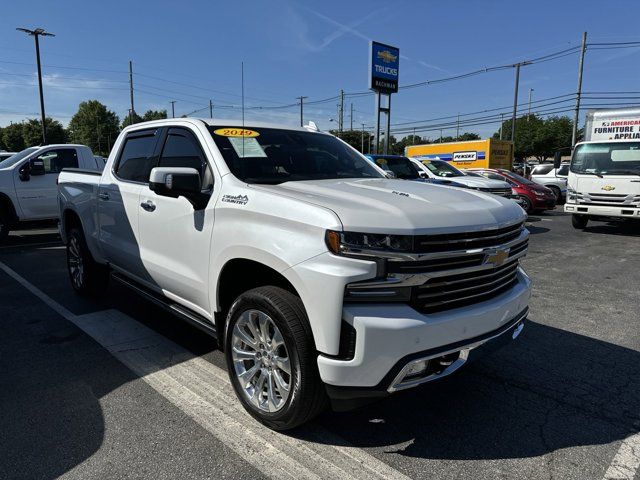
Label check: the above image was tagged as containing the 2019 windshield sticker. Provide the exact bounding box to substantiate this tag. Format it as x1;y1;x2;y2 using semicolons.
222;194;249;205
213;128;259;137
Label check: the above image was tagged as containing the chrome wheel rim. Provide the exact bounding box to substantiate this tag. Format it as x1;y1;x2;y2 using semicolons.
231;309;291;413
68;237;84;289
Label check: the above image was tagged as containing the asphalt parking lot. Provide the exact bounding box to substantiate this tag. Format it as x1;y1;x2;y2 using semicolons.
1;212;639;480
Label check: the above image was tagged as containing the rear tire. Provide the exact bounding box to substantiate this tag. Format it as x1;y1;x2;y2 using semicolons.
67;227;109;296
0;208;10;242
571;214;589;229
225;286;327;430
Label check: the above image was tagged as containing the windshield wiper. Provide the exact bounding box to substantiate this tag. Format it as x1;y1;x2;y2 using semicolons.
576;171;604;178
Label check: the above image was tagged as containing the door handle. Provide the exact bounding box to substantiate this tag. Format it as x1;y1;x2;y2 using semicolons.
98;192;110;200
140;200;156;212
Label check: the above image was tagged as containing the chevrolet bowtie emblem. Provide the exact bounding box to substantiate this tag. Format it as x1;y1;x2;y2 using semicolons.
601;185;615;191
377;50;398;63
484;248;510;267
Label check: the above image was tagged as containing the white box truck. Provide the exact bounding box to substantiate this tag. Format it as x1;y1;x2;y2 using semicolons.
561;107;640;228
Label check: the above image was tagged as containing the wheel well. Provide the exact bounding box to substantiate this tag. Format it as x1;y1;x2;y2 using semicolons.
0;193;18;223
215;259;300;349
63;209;82;236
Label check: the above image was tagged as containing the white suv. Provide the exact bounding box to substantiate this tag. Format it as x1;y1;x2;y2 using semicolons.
529;163;568;202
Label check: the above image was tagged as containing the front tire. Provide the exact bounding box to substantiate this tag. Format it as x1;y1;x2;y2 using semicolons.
67;227;109;296
225;286;326;430
572;214;589;229
517;195;533;213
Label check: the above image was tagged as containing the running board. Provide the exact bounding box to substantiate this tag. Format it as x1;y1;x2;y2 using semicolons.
111;272;217;339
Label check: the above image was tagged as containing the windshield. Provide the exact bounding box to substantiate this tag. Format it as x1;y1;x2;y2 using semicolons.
209;127;382;184
0;147;39;169
500;170;536;185
420;159;464;177
571;142;640;176
370;156;420;179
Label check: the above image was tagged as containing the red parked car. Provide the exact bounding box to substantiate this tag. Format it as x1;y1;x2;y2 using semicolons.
469;168;557;213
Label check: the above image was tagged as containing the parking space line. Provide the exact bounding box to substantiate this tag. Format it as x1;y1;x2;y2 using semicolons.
0;260;410;480
602;432;640;480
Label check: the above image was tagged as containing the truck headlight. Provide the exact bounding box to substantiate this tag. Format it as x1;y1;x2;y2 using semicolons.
325;230;413;256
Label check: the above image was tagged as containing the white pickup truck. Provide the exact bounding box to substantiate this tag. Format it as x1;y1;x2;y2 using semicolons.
58;119;531;430
0;144;100;240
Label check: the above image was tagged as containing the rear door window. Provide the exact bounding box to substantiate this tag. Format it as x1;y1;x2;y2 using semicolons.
115;129;160;183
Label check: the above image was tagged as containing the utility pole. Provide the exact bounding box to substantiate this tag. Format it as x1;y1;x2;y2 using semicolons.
572;31;588;148
499;113;504;140
528;88;534;119
510;62;530;145
17;27;54;144
361;123;365;153
296;96;307;127
209;99;213;119
129;60;135;125
456;113;460;139
339;89;344;132
350;103;353;131
413;127;416;144
170;101;176;118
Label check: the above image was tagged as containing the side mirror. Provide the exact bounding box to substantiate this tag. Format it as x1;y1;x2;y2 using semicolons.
149;167;207;209
385;171;397;179
419;171;428;178
18;163;30;182
553;151;562;169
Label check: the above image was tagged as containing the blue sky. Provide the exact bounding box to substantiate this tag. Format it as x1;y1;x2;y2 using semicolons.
2;0;640;139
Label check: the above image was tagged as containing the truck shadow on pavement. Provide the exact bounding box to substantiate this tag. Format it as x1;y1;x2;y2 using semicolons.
308;317;640;461
583;221;640;237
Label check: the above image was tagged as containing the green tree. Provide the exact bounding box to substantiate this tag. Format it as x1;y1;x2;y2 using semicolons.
390;134;425;155
494;114;573;161
457;132;481;141
330;129;373;153
0;126;5;151
22;118;67;146
121;110;142;129
142;109;168;121
1;123;26;151
68;100;120;156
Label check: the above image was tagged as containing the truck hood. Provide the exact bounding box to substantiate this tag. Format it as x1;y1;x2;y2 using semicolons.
572;174;640;196
254;178;525;234
447;176;511;189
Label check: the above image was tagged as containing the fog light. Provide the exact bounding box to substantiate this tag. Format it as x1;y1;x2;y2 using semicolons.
404;360;429;379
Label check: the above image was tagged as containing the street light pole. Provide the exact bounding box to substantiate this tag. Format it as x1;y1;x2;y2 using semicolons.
528;88;534;119
17;27;55;144
170;101;176;118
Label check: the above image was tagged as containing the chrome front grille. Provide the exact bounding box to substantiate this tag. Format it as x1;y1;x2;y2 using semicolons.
413;221;524;253
576;192;640;207
345;221;528;313
479;187;513;197
412;261;519;313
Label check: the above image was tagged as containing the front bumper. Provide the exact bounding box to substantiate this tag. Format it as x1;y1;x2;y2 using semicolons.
565;203;640;218
317;268;531;392
532;195;557;210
